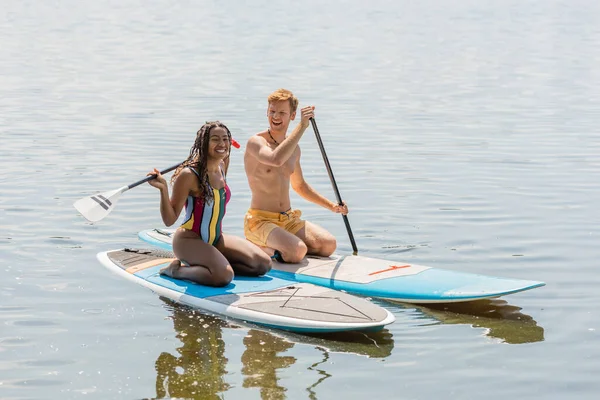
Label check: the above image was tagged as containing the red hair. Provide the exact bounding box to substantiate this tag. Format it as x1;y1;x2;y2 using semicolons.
267;88;299;113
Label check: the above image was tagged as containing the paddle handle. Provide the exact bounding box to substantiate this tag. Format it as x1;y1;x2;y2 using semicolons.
127;163;182;190
310;118;358;254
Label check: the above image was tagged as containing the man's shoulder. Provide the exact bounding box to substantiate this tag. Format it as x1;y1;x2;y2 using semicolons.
247;132;268;146
249;130;268;140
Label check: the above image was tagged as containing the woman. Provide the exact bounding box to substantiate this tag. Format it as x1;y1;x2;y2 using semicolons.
148;121;272;286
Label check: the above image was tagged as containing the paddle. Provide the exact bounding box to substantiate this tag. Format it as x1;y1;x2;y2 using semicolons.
73;163;182;222
310;118;359;254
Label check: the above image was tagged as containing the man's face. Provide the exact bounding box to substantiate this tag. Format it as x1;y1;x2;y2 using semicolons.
267;100;296;133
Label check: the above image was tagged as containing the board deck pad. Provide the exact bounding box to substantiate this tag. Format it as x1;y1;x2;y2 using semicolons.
98;248;394;333
139;228;546;303
273;254;431;283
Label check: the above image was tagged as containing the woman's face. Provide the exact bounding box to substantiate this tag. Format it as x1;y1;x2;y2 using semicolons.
207;127;230;160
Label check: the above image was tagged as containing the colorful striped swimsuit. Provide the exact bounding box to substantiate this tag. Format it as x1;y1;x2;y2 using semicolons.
180;167;231;246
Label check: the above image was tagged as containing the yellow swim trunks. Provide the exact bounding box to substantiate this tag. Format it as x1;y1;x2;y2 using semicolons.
244;208;305;247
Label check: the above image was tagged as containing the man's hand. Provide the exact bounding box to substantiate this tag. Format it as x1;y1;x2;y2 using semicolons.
299;105;315;129
330;201;348;215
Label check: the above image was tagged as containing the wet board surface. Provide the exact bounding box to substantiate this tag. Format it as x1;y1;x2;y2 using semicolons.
97;248;395;333
139;229;545;303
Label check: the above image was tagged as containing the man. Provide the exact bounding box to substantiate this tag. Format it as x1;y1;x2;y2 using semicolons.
243;88;348;263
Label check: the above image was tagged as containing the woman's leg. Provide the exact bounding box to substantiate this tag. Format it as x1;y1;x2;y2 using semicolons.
216;234;272;276
164;229;234;287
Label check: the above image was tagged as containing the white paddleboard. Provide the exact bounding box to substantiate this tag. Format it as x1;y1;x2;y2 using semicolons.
97;247;395;333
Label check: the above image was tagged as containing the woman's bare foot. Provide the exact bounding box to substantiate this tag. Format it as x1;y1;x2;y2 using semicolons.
160;259;181;278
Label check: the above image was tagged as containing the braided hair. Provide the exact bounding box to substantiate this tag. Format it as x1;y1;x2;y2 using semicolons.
171;121;232;203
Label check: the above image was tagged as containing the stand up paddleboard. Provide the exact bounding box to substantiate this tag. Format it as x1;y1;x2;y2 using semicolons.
139;229;545;303
97;248;395;333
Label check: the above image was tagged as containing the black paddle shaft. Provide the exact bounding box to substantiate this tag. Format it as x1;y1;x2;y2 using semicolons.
127;163;182;190
310;118;358;254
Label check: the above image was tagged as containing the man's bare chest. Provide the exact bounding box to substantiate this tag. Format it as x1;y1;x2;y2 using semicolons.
260;149;298;177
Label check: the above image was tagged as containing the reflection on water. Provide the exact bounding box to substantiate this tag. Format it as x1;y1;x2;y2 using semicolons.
153;297;394;399
241;329;295;399
306;348;331;400
153;300;231;399
280;328;394;359
412;299;545;344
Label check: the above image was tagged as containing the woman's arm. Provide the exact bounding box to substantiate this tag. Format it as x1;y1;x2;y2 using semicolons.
149;168;194;226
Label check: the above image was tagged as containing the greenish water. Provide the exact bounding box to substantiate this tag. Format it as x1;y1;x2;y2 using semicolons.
2;0;599;398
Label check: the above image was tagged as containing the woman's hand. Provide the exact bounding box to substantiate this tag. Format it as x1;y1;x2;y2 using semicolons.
147;168;168;191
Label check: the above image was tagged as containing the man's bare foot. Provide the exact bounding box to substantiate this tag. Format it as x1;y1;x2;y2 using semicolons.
160;259;181;278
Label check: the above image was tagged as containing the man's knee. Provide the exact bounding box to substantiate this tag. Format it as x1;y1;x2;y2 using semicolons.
282;241;308;263
322;237;337;256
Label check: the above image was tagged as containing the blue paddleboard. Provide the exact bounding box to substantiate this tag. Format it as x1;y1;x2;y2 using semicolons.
138;229;545;303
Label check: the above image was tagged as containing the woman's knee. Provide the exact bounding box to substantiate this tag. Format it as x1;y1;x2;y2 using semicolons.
250;251;272;275
212;266;234;287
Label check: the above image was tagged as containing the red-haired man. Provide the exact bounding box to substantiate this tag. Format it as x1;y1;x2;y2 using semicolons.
243;88;348;263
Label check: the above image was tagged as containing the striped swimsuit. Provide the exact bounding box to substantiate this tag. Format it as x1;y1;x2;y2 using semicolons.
180;167;231;246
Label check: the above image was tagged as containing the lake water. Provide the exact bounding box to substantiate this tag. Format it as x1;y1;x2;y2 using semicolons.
2;0;599;398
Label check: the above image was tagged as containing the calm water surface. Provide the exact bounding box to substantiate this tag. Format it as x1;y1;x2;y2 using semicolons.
2;0;599;399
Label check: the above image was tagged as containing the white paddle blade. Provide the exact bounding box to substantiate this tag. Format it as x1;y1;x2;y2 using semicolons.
73;187;127;222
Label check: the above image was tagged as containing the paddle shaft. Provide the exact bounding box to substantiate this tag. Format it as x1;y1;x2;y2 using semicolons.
309;118;358;254
128;163;182;190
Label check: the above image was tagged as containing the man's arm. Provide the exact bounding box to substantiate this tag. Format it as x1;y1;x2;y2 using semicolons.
290;153;338;211
291;152;350;215
246;106;315;167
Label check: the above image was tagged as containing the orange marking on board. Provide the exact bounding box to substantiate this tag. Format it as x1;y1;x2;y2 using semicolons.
368;265;411;276
125;258;176;274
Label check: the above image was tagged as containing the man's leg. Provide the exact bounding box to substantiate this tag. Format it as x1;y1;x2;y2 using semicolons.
295;221;337;257
265;227;308;263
